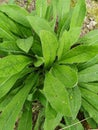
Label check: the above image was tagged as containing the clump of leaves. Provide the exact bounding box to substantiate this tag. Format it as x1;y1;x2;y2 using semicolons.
0;0;98;130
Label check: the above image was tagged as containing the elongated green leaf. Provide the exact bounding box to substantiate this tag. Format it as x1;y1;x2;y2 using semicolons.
78;29;98;45
57;0;71;36
58;0;86;57
60;45;98;64
0;74;19;99
0;88;20;111
36;0;47;18
58;27;81;59
49;1;57;30
0;41;22;53
58;0;86;56
0;67;32;111
81;87;98;111
82;99;98;123
68;27;81;48
70;0;86;28
80;82;98;94
0;67;32;99
40;30;58;68
44;72;71;116
0;13;17;40
0;4;29;27
18;101;32;130
45;3;53;20
57;0;70;19
0;27;15;40
68;86;81;119
27;16;53;36
52;0;70;25
78;55;98;71
0;55;32;77
0;73;38;130
51;64;78;88
59;10;72;36
16;36;33;53
64;117;84;130
84;111;98;129
44;103;62;130
0;12;20;36
57;30;69;58
79;64;98;82
51;0;58;18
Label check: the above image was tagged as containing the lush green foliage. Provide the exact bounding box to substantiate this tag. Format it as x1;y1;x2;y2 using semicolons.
0;0;98;129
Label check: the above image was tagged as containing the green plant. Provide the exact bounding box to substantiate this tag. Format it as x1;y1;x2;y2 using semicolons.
0;0;98;130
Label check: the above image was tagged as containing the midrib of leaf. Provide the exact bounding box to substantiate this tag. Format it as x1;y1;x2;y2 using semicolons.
61;48;98;63
47;39;52;67
0;48;22;53
0;76;10;87
0;27;15;40
66;52;89;59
